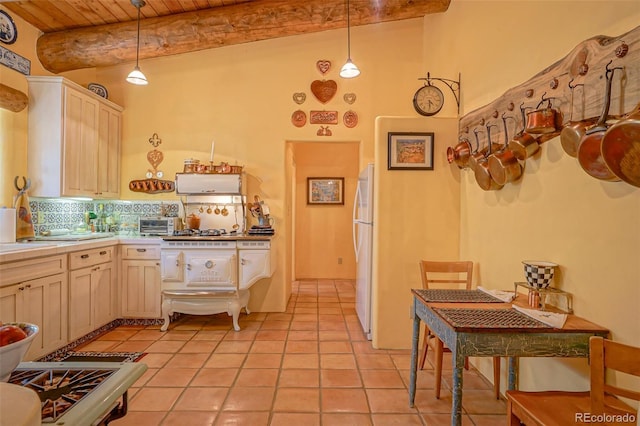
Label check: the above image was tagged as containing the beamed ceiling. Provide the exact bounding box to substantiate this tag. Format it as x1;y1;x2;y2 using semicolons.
2;0;451;72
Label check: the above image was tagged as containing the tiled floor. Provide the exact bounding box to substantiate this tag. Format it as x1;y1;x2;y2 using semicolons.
77;279;506;425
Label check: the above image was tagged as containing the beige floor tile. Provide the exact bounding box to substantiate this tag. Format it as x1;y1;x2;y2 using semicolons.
162;411;217;426
110;411;166;425
287;330;318;341
320;369;362;388
289;321;318;331
255;330;288;341
179;341;219;353
281;353;319;369
265;313;293;321
215;340;253;353
146;368;197;387
204;353;246;368
322;413;373;426
278;369;320;387
273;388;320;412
129;387;184;411
321;388;370;413
214;412;270;426
371;413;426;425
319;330;351;341
366;389;419;413
319;341;353;353
360;370;405;388
250;340;286;353
292;314;317;322
222;329;257;341
165;353;209;368
320;353;357;369
285;340;318;354
260;320;291;330
191;368;238;387
235;368;279;387
131;329;167;341
243;353;282;368
160;330;197;340
356;354;396;369
139;353;173;369
145;340;186;353
174;387;229;411
192;330;227;341
111;340;152;352
270;413;320;426
222;387;275;411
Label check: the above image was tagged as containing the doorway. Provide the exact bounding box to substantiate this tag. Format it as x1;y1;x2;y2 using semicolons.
286;141;359;280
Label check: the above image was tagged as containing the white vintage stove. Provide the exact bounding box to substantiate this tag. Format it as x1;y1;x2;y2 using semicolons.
6;361;147;425
160;229;272;331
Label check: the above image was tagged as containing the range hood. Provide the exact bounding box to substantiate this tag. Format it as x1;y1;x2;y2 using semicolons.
175;173;243;195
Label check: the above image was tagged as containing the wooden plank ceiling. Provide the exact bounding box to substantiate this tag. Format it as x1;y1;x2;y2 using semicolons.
2;0;451;72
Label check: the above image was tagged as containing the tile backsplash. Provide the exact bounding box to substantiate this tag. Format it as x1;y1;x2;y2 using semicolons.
30;198;181;235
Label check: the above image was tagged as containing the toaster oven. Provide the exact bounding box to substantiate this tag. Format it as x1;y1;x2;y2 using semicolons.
138;216;180;236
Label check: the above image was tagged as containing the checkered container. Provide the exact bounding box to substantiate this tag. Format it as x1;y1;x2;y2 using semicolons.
522;261;558;289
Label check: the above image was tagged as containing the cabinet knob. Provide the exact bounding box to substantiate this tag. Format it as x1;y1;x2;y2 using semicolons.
240;259;246;265
25;284;31;288
136;248;147;252
18;286;24;291
186;264;192;271
100;251;107;255
155;262;160;266
81;254;89;259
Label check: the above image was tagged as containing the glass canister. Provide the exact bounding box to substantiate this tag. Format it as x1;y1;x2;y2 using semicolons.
183;158;200;173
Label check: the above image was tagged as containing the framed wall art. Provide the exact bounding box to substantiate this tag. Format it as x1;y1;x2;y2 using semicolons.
307;177;344;205
0;10;17;45
387;132;434;170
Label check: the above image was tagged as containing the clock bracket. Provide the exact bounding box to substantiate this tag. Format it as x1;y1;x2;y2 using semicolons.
418;72;461;114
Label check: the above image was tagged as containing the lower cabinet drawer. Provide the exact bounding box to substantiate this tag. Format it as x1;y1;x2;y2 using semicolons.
69;246;114;270
121;245;160;260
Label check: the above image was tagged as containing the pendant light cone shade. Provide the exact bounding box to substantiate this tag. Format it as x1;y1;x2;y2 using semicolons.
340;0;360;78
126;0;148;85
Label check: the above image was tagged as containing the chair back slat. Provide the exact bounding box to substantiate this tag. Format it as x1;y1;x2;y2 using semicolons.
590;336;640;414
419;261;473;290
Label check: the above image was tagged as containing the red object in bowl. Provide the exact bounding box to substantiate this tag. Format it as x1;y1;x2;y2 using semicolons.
0;325;27;347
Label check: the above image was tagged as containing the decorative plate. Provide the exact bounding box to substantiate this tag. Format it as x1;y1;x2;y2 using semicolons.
344;93;357;104
310;79;337;104
291;110;307;127
343;110;358;128
87;83;108;99
292;92;306;105
0;10;17;45
316;60;331;75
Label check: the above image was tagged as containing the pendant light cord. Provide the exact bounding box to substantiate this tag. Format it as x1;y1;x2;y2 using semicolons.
346;0;351;59
135;6;141;66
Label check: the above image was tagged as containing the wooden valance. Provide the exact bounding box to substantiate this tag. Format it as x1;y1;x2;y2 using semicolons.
0;83;28;112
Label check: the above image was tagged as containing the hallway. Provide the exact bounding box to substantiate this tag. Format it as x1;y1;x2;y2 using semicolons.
82;279;508;425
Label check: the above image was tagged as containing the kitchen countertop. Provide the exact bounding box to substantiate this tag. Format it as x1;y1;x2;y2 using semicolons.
0;234;272;263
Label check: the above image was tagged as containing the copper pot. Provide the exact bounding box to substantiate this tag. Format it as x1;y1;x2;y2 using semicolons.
509;103;540;160
577;64;621;181
488;115;523;185
600;102;640;187
447;137;473;169
186;213;201;230
526;100;558;134
474;124;504;191
560;82;596;157
468;129;485;172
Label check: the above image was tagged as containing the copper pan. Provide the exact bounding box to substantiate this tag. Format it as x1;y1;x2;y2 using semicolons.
447;136;473;169
474;124;504;191
526;96;559;135
601;102;640;187
560;80;597;157
577;62;622;181
509;103;540;160
488;114;523;185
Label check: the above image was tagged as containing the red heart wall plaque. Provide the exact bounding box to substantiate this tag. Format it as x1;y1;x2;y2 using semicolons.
310;80;337;104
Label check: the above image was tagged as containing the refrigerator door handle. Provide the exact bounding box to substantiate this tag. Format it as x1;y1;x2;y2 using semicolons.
353;221;359;262
353;181;362;222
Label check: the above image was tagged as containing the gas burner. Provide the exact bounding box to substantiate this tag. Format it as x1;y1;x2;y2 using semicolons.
9;368;116;423
171;228;227;237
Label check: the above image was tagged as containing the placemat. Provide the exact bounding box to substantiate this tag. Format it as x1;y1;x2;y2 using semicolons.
433;308;552;329
414;289;503;303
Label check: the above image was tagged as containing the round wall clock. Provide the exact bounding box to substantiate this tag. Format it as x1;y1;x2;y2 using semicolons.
413;84;444;116
0;10;17;45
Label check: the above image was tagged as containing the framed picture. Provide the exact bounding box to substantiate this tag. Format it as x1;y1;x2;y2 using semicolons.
0;10;17;45
387;132;434;170
307;177;344;205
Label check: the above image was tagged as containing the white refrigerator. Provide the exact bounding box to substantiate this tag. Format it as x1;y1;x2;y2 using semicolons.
353;163;374;340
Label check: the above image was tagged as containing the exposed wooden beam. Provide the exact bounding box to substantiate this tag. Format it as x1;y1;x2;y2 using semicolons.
36;0;450;73
0;84;29;113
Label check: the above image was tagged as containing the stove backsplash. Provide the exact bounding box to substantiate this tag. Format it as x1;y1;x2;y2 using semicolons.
30;198;181;235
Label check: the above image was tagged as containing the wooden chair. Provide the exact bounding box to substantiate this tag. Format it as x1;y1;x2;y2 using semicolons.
418;260;501;399
507;336;640;426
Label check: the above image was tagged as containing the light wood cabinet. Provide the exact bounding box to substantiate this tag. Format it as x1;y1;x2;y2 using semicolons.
0;255;68;360
26;76;123;199
68;247;117;341
121;245;161;318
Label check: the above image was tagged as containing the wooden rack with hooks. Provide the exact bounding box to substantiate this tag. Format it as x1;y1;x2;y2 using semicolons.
459;25;640;152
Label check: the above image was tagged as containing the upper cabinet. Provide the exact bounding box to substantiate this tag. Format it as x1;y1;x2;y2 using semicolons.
26;76;123;199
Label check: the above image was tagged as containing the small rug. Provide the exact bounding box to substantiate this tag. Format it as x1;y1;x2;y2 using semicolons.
56;351;147;363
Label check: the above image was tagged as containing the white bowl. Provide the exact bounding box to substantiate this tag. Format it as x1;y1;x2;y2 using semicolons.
0;323;39;382
522;261;558;289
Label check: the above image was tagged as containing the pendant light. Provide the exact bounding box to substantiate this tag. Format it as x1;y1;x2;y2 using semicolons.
340;0;360;78
126;0;148;85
